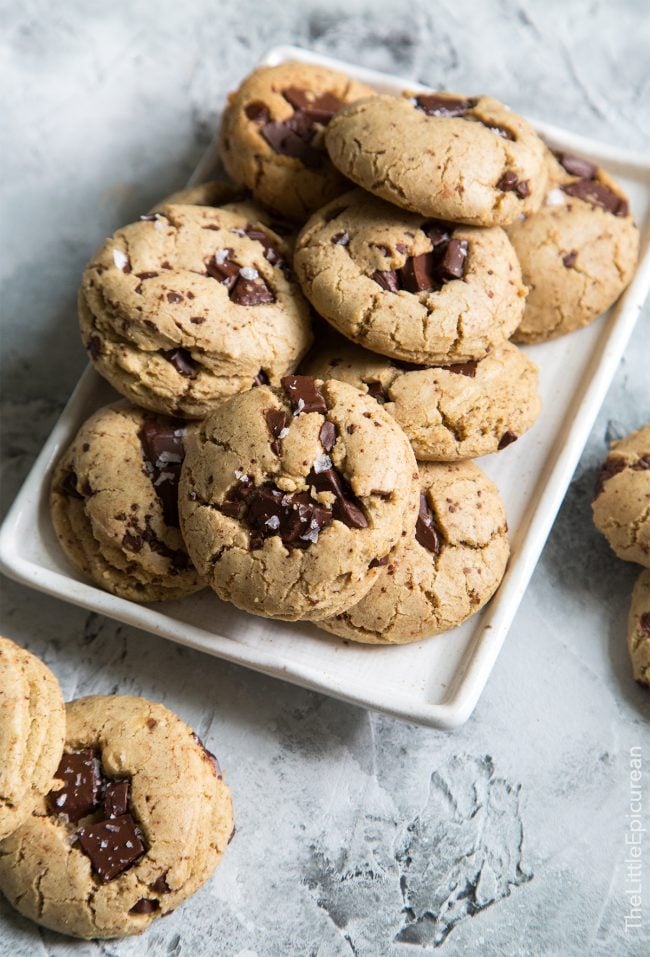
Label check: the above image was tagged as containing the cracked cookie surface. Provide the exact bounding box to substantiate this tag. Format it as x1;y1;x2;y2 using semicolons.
316;461;509;644
628;569;650;686
0;637;65;841
179;376;419;621
218;62;374;222
294;190;526;364
325;92;547;226
508;150;639;343
79;203;312;418
50;402;204;602
592;424;650;567
0;695;234;939
301;335;540;461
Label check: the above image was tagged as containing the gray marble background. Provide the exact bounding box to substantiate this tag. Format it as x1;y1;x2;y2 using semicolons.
1;1;649;954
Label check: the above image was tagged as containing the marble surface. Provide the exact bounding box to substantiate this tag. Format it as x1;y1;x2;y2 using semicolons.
1;1;649;954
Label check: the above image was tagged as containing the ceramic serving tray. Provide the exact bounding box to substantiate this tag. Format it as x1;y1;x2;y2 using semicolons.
1;46;649;729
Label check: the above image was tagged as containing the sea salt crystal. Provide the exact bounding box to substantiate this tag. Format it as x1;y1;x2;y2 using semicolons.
156;451;182;466
265;515;280;530
300;525;320;544
546;188;565;207
293;398;305;417
239;266;259;281
214;248;230;264
56;794;67;807
112;249;129;271
313;454;332;474
234;469;248;481
277;427;289;440
154;214;168;231
125;841;134;849
154;470;175;486
100;840;108;849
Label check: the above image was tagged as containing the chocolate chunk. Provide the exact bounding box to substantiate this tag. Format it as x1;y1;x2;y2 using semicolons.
243;226;283;266
640;613;650;635
139;418;185;527
47;750;102;822
163;348;199;378
87;336;102;360
415;492;441;555
562;178;628;216
77;813;145;883
206;251;240;288
122;530;143;552
399;252;438;292
244;485;333;550
261;118;322;168
245;101;270;125
61;471;84;500
265;408;290;455
371;269;400;292
151;873;171;894
440;239;468;279
366;381;388;403
281;87;343;124
556;152;598;179
229;275;275;306
415;94;476;117
254;369;270;386
443;360;478;377
319;421;337;453
308;467;368;529
281;375;327;414
562;250;578;268
369;554;389;568
104;780;130;818
594;456;627;497
497;171;530;198
422;222;451;247
633;456;650;471
166;291;183;304
498;430;518;450
130;899;160;914
222;476;253;518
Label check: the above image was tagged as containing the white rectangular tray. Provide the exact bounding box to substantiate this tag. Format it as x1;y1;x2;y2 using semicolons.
2;46;649;729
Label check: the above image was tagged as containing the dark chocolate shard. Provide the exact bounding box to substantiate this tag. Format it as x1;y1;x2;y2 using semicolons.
130;898;160;914
229;274;275;306
139;418;186;527
371;269;400;292
556;152;598;179
77;813;146;883
415;492;442;555
47;750;102;823
443;360;478;377
562;178;628;216
281;375;327;414
319;421;337;453
415;94;476;117
104;780;130;819
593;456;627;497
308;466;368;529
265;408;290;455
497;171;530;199
498;430;518;450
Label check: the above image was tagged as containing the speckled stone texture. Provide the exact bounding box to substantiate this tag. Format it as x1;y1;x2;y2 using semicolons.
1;1;649;955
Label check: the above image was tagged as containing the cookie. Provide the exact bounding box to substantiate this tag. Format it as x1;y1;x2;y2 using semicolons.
79;203;312;418
628;569;650;686
592;424;650;567
50;402;204;602
0;695;234;939
325;92;547;226
179;375;419;621
0;637;65;841
316;461;509;644
218;61;374;221
294;190;527;364
508;150;639;343
301;335;541;461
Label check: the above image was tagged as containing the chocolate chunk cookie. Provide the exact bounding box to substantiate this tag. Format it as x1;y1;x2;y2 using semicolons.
628;569;650;686
508;150;639;342
179;376;419;621
294;190;526;364
0;695;234;939
592;424;650;567
0;637;65;841
218;62;374;221
302;335;541;461
50;402;204;602
316;461;509;643
79;203;312;418
325;92;547;226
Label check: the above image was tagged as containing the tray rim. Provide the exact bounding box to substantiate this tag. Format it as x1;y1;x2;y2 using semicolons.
1;44;649;730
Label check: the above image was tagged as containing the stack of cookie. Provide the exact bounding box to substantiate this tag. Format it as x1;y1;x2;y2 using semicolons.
592;425;650;685
0;636;234;939
51;60;640;645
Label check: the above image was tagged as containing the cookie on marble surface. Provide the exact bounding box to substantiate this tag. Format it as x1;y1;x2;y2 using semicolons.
508;150;639;343
0;637;66;841
628;569;650;686
325;92;547;227
218;61;374;222
79;203;312;418
301;335;540;461
0;695;234;939
294;190;526;365
316;461;509;644
179;375;419;621
592;424;650;567
50;402;204;602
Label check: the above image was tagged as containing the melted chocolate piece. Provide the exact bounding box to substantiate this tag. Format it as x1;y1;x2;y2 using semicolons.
440;239;469;279
104;780;130;819
166;291;183;304
308;467;368;529
443;360;478;377
163;348;199;378
61;471;84;500
206;252;240;288
121;515;191;572
594;456;627;497
497;171;530;199
415;492;441;555
259;88;342;168
77;814;145;883
373;225;468;293
562;250;578;268
498;430;518;450
245;101;270;125
281;375;327;414
331;231;350;245
244;486;333;550
371;269;400;292
399;252;438;293
47;750;102;822
366;380;388;403
139;418;186;527
562;179;628;216
319;421;337;453
87;336;102;360
151;873;172;894
229;275;275;306
556;152;598;179
221;475;254;519
415;94;476;117
282;87;343;121
130;899;160;914
265;408;290;455
634;456;650;471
